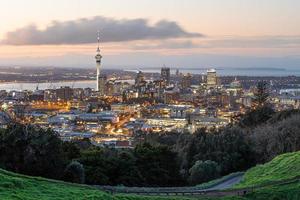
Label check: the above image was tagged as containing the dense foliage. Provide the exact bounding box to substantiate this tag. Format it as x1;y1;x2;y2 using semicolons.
188;160;221;185
63;161;85;184
0;124;66;179
79;143;182;186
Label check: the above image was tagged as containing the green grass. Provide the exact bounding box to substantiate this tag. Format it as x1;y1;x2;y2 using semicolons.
235;151;300;188
244;182;300;200
0;168;195;200
0;168;113;200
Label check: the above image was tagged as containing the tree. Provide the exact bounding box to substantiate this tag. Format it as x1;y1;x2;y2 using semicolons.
0;124;67;179
134;143;183;186
78;148;110;185
63;142;81;161
63;161;85;184
188;160;221;185
238;106;274;128
252;81;269;109
252;113;300;163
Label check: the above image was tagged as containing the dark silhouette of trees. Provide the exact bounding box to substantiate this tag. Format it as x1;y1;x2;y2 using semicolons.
63;161;85;184
252;114;300;163
0;124;66;179
238;106;275;128
252;81;269;109
134;143;183;186
188;160;221;185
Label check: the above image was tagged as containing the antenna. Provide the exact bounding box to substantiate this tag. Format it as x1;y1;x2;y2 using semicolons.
97;30;100;52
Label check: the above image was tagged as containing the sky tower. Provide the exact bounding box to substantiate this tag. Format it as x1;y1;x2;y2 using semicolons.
95;31;102;92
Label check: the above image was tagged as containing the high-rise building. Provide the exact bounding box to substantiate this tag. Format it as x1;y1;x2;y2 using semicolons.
176;69;180;77
56;86;73;101
98;74;107;96
95;31;103;92
135;71;145;86
181;73;192;89
206;69;217;89
161;67;170;85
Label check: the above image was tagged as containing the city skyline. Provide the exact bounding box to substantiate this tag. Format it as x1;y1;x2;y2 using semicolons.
0;0;300;68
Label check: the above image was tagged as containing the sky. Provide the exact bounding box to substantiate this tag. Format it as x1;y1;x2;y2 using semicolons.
0;0;300;69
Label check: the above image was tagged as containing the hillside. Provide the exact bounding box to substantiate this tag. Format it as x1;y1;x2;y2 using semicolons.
1;151;300;199
0;168;193;200
236;151;300;188
0;168;113;200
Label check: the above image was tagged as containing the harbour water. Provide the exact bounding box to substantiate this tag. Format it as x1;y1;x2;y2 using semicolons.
0;80;136;92
0;80;96;91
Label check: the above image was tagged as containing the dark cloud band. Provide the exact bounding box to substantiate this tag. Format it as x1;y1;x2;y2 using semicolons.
1;16;202;45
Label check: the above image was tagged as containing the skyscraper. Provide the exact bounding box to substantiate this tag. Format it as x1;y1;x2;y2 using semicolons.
95;31;103;92
135;71;145;86
161;67;170;85
206;69;217;89
98;74;107;96
181;73;192;89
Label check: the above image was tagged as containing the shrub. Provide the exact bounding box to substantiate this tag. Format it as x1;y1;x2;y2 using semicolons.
63;161;85;184
188;160;221;185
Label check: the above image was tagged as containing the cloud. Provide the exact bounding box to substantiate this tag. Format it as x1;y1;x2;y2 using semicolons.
129;36;300;50
131;40;199;50
203;36;300;48
1;16;202;45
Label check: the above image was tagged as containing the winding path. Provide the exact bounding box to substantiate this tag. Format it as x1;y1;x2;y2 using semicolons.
205;174;244;190
98;174;245;196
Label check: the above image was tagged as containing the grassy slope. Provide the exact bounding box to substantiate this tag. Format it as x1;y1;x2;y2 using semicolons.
236;151;300;188
0;169;195;200
0;169;113;200
244;183;300;200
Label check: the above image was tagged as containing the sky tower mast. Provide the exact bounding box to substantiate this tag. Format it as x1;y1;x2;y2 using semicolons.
95;31;102;92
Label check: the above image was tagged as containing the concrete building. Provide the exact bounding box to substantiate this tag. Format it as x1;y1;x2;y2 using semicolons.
181;73;192;89
56;87;73;101
135;71;145;86
206;69;217;89
98;74;107;96
161;67;170;85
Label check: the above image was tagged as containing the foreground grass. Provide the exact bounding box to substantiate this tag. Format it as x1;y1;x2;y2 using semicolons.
244;182;300;200
235;151;300;188
0;169;113;200
0;169;195;200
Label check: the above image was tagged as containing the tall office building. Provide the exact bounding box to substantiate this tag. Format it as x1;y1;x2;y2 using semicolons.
175;69;180;77
181;73;192;89
206;69;217;89
95;31;103;92
56;86;73;101
161;67;170;85
135;71;145;86
98;74;107;96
